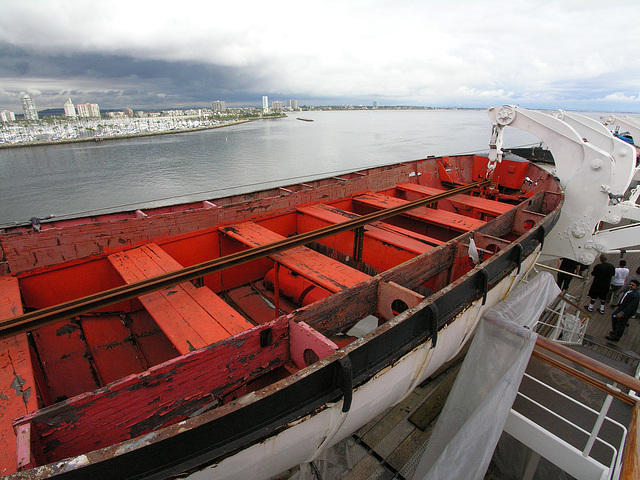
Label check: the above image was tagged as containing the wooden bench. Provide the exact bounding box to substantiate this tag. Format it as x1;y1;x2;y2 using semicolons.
396;183;514;217
220;221;370;293
0;276;38;475
297;203;443;252
353;192;485;232
296;203;442;272
108;243;253;355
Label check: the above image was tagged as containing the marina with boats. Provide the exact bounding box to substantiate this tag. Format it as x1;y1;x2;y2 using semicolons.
0;106;640;479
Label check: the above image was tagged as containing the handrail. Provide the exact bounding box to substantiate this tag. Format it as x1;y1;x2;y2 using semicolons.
532;330;640;479
0;180;490;340
534;335;640;402
621;402;640;480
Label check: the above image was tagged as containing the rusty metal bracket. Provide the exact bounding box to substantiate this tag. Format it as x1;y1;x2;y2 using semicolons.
478;269;489;306
426;303;439;349
337;356;353;413
511;243;523;274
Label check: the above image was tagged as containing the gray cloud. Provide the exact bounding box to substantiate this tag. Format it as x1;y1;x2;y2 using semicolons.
1;0;639;112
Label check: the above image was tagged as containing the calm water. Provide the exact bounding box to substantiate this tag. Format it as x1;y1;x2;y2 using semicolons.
0;110;542;226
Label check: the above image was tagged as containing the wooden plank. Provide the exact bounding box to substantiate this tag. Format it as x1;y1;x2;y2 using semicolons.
226;285;275;324
108;243;253;354
143;244;251;335
298;203;439;254
354;192;485;232
396;183;514;216
109;250;211;353
0;276;38;476
31;320;100;402
127;310;180;366
221;222;370;292
80;315;148;385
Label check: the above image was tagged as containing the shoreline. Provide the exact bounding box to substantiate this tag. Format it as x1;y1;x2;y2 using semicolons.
0;118;256;149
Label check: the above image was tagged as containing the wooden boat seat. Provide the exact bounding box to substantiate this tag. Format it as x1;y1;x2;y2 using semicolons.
297;203;443;252
0;276;38;475
353;192;485;232
396;183;514;217
108;243;253;355
220;221;370;292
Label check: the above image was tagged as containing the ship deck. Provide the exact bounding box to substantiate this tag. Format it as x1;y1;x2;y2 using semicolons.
274;252;640;480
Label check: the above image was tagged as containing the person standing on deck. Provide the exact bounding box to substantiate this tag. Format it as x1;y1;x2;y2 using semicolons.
586;254;616;314
609;260;629;306
606;279;640;342
556;257;580;291
621;266;640;294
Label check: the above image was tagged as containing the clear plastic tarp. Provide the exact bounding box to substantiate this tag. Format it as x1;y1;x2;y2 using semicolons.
411;272;560;480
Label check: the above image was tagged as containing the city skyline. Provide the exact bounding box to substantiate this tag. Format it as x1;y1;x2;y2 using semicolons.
1;1;640;113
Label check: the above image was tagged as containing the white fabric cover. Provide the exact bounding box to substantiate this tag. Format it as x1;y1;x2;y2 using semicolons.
411;272;560;480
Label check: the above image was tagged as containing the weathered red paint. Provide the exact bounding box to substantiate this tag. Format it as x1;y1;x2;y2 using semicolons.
108;243;253;354
0;154;562;475
221;221;370;293
0;276;37;476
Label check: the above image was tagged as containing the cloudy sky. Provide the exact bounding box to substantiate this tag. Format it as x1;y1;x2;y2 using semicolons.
1;0;639;113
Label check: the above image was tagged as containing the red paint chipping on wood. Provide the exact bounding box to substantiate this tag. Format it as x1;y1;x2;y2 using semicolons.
107;243;252;354
80;315;148;385
396;183;514;217
32;320;100;402
353;192;485;232
0;276;38;476
14;318;291;463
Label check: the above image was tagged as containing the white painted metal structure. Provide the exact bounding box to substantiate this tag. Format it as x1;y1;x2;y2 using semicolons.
488;105;638;263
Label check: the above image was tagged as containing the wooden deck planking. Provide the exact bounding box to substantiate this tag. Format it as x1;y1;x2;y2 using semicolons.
80;315;148;385
127;310;180;366
31;319;100;402
225;284;277;324
220;221;370;292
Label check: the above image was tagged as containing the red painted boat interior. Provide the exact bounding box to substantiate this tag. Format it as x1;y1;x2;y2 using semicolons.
0;154;560;473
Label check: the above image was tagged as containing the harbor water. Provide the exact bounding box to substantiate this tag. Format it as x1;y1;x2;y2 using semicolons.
1;109;546;226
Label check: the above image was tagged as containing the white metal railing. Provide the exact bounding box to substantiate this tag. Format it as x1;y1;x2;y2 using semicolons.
511;371;628;480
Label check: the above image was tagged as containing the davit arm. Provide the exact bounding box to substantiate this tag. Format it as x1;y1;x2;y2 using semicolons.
488;106;637;264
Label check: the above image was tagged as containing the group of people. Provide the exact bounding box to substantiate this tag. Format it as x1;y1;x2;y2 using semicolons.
557;254;640;342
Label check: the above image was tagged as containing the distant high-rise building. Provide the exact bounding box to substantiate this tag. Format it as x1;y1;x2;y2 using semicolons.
373;101;378;109
0;110;16;122
64;98;76;118
272;101;282;111
286;99;298;110
20;94;39;121
77;103;101;118
211;100;226;113
262;96;269;113
123;108;134;117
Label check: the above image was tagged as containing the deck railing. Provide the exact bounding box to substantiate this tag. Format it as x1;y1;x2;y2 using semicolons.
531;336;640;480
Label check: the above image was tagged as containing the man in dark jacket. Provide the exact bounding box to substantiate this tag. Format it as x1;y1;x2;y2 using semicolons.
586;254;616;314
606;279;640;341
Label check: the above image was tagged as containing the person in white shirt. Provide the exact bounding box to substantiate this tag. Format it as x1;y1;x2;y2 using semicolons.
609;260;630;306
